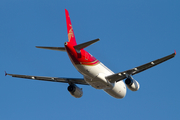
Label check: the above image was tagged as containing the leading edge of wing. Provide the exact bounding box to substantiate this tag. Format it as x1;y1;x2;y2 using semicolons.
6;73;89;85
106;51;176;83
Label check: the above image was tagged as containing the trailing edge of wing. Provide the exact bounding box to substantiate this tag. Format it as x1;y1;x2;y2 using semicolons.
6;73;89;85
36;46;66;51
106;51;176;83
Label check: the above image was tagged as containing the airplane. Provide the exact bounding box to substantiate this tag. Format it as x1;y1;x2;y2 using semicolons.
6;9;176;99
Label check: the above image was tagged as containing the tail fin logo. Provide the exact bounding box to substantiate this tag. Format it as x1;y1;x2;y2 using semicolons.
65;9;77;45
68;24;74;42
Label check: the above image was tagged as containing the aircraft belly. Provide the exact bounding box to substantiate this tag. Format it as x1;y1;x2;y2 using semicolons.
74;63;127;98
75;63;114;89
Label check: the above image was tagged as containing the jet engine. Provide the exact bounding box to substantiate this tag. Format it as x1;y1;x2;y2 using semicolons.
67;84;83;98
125;77;140;91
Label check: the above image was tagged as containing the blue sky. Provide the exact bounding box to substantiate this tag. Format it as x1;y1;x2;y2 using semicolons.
1;0;180;120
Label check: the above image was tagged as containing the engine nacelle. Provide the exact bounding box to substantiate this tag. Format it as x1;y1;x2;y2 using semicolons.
67;84;83;98
125;77;140;91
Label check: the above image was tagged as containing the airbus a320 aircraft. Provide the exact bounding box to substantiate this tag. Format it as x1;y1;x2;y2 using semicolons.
6;9;176;99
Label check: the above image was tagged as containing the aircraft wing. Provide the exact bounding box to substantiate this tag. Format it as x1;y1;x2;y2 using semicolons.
6;73;89;85
106;51;176;83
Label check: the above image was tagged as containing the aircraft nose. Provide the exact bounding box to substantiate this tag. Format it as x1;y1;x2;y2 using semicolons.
117;82;127;99
120;87;126;98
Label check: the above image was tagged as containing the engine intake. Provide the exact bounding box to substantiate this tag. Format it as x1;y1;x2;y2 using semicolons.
67;84;83;98
125;77;140;91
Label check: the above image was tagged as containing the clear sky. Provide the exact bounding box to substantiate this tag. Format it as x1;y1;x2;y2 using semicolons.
1;0;180;120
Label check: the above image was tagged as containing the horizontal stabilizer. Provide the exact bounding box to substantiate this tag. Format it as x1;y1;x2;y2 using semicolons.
74;38;100;50
36;46;66;51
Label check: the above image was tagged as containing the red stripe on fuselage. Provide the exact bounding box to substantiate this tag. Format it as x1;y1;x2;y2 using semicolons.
65;42;99;66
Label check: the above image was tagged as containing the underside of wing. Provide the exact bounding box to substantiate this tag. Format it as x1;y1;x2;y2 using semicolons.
6;73;89;85
106;51;176;83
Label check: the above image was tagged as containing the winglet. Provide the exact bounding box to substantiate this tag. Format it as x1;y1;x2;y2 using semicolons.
5;71;7;76
174;50;176;55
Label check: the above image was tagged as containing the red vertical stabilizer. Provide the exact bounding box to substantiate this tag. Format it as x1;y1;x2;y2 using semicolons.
65;9;77;46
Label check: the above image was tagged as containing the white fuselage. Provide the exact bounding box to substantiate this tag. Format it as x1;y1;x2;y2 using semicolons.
74;62;127;98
